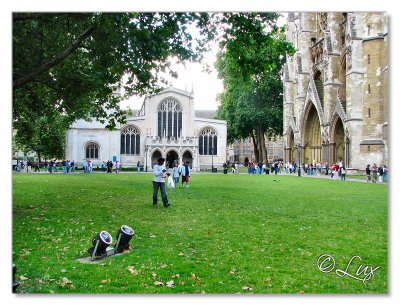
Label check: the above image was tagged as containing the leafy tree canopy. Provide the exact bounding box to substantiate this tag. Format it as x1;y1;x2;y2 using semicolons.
215;13;295;161
13;12;294;160
13;13;214;129
13;109;69;160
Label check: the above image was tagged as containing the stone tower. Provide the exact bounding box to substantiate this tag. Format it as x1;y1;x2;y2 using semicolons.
283;12;388;172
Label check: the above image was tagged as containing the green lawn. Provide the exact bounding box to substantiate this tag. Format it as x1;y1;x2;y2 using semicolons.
12;172;388;294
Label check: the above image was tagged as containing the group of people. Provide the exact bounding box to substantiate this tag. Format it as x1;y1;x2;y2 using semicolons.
101;160;121;173
246;161;286;175
238;158;389;184
284;161;299;174
14;160;77;174
328;160;346;180
282;160;344;179
15;160;34;173
366;163;388;183
61;160;76;174
299;160;389;183
152;158;192;208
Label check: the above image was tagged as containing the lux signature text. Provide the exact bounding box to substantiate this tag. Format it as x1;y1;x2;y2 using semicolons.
317;254;380;284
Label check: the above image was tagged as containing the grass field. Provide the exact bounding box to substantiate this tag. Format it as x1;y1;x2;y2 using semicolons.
12;172;388;294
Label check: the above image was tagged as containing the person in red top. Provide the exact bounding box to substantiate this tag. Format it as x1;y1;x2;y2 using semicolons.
334;163;340;180
330;163;335;179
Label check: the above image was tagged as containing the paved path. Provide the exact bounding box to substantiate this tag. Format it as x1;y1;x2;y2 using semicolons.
14;169;388;184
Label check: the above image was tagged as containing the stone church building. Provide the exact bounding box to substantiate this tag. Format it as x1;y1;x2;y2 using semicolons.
65;87;227;170
283;12;388;172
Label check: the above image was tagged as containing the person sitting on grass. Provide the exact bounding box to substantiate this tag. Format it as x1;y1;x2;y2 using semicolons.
181;161;191;188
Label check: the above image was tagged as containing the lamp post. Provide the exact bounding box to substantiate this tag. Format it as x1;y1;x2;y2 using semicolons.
145;147;148;172
211;136;214;173
297;144;301;177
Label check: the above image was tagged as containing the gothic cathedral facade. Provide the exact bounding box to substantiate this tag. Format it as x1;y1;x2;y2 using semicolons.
283;12;388;172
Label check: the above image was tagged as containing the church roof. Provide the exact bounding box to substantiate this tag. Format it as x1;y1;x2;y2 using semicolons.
195;110;217;119
147;86;193;99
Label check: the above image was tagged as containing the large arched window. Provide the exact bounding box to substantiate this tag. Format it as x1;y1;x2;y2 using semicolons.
157;97;182;138
120;125;140;155
85;142;99;159
199;128;217;155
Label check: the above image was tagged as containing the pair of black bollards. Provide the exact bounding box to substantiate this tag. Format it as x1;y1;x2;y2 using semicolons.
88;225;135;260
12;264;20;293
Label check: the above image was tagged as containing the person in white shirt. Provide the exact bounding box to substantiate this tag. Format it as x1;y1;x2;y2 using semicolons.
153;157;170;207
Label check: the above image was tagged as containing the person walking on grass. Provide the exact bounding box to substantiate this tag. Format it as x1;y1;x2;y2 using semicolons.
378;164;384;183
115;161;121;173
232;162;238;174
62;160;67;174
16;161;21;173
172;161;180;187
330;163;335;179
153;157;169;207
181;161;191;188
383;165;388;182
366;164;371;183
341;166;346;181
371;163;378;183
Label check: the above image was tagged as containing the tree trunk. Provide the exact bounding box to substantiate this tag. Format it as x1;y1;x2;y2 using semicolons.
258;125;268;163
250;132;259;163
256;125;263;162
256;124;268;163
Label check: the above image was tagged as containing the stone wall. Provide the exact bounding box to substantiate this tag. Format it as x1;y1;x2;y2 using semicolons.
283;12;388;171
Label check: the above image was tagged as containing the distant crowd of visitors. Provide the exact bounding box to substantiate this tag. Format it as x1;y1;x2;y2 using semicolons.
245;161;287;175
238;159;388;183
14;160;76;174
14;159;127;174
13;157;388;184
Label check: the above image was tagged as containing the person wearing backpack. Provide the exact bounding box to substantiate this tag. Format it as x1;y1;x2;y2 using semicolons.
181;161;191;188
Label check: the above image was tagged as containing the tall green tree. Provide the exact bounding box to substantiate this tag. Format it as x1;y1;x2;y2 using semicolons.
13;110;69;161
215;14;295;162
13;12;215;154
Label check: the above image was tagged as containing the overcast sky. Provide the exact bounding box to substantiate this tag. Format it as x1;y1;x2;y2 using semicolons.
120;41;223;111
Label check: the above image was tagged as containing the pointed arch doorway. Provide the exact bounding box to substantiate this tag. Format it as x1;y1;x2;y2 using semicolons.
303;103;322;164
182;151;193;168
151;150;162;168
332;116;345;164
166;150;179;169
